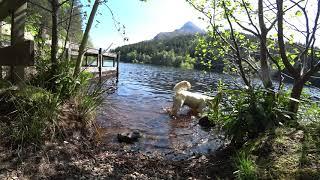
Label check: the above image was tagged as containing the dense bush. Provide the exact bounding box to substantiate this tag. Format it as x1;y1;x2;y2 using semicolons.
31;59;93;100
0;85;59;145
0;60;102;146
208;82;292;146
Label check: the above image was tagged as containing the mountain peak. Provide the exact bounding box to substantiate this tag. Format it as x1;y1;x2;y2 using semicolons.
179;21;204;34
181;21;197;29
153;21;205;40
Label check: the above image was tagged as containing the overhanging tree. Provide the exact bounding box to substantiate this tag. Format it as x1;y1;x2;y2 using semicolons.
277;0;320;113
28;0;84;78
187;0;320;114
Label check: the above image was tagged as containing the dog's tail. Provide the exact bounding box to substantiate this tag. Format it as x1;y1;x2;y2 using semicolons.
173;81;191;92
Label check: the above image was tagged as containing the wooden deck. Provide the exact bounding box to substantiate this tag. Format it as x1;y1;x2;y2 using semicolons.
82;66;117;80
69;45;120;83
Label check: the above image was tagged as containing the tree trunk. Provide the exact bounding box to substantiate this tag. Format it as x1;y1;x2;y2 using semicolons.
50;0;59;74
73;0;100;78
276;0;299;78
289;79;304;113
258;0;273;89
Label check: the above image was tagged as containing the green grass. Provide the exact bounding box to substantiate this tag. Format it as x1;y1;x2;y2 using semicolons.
71;83;105;128
234;151;257;180
0;72;104;147
2;86;60;145
234;123;320;179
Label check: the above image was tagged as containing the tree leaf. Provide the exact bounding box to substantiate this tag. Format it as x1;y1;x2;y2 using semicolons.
295;10;302;16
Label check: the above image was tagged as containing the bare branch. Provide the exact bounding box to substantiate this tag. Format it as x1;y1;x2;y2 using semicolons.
240;0;261;35
185;0;237;52
27;0;52;12
265;0;305;31
230;14;259;36
223;1;251;87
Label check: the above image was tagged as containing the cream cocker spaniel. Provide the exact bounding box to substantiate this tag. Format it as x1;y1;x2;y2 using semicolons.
170;81;213;116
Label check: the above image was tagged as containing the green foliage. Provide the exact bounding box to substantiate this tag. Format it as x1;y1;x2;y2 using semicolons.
298;98;320;124
55;61;93;100
234;150;257;180
127;50;138;62
31;59;93;101
27;0;84;44
0;60;99;146
208;82;292;146
0;0;104;148
1;86;59;145
181;54;196;69
195;32;227;72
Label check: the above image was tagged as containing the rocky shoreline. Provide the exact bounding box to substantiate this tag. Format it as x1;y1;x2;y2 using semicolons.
0;130;235;179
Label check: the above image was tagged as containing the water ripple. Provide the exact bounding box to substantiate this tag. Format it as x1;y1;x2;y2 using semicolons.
96;63;320;157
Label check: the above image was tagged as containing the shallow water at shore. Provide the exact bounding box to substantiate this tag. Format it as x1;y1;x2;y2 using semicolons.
96;63;320;158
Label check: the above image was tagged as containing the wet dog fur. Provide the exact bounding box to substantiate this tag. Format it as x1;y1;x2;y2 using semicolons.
170;81;213;116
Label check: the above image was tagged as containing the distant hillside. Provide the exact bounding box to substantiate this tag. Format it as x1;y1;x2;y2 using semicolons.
153;21;205;40
115;34;199;68
115;22;223;72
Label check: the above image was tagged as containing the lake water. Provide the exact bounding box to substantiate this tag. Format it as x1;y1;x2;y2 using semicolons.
96;63;320;159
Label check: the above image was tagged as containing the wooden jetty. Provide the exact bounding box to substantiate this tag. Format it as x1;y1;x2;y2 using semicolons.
69;45;120;83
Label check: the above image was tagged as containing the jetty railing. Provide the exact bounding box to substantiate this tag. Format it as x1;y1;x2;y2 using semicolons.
69;45;120;83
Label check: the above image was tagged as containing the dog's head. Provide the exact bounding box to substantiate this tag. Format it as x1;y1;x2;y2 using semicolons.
173;81;191;92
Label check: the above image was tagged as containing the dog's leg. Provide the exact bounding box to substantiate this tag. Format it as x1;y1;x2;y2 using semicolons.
195;97;211;114
196;103;206;113
171;96;184;117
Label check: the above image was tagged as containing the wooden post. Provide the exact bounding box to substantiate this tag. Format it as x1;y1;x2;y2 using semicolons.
0;21;3;79
113;56;115;67
0;40;34;66
66;47;71;62
10;2;27;84
98;48;102;83
116;51;120;83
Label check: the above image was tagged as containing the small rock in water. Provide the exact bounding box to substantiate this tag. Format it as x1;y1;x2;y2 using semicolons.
117;130;141;143
198;116;215;128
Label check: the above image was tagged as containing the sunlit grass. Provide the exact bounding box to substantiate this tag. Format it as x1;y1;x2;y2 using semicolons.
234;151;257;180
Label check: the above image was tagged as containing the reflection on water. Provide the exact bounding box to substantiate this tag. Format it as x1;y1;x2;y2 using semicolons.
96;63;320;158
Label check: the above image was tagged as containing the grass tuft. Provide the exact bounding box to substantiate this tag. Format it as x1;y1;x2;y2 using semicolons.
234;151;257;180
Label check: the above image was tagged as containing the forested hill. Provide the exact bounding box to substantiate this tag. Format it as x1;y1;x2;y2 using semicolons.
114;22;224;72
115;35;196;68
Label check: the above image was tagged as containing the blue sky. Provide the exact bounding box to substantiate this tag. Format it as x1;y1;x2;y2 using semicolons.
80;0;206;48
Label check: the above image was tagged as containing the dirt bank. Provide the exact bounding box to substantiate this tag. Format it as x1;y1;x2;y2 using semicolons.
0;132;235;179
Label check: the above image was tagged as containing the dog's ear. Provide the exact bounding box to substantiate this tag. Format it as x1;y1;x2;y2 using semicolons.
187;81;191;89
173;81;191;92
